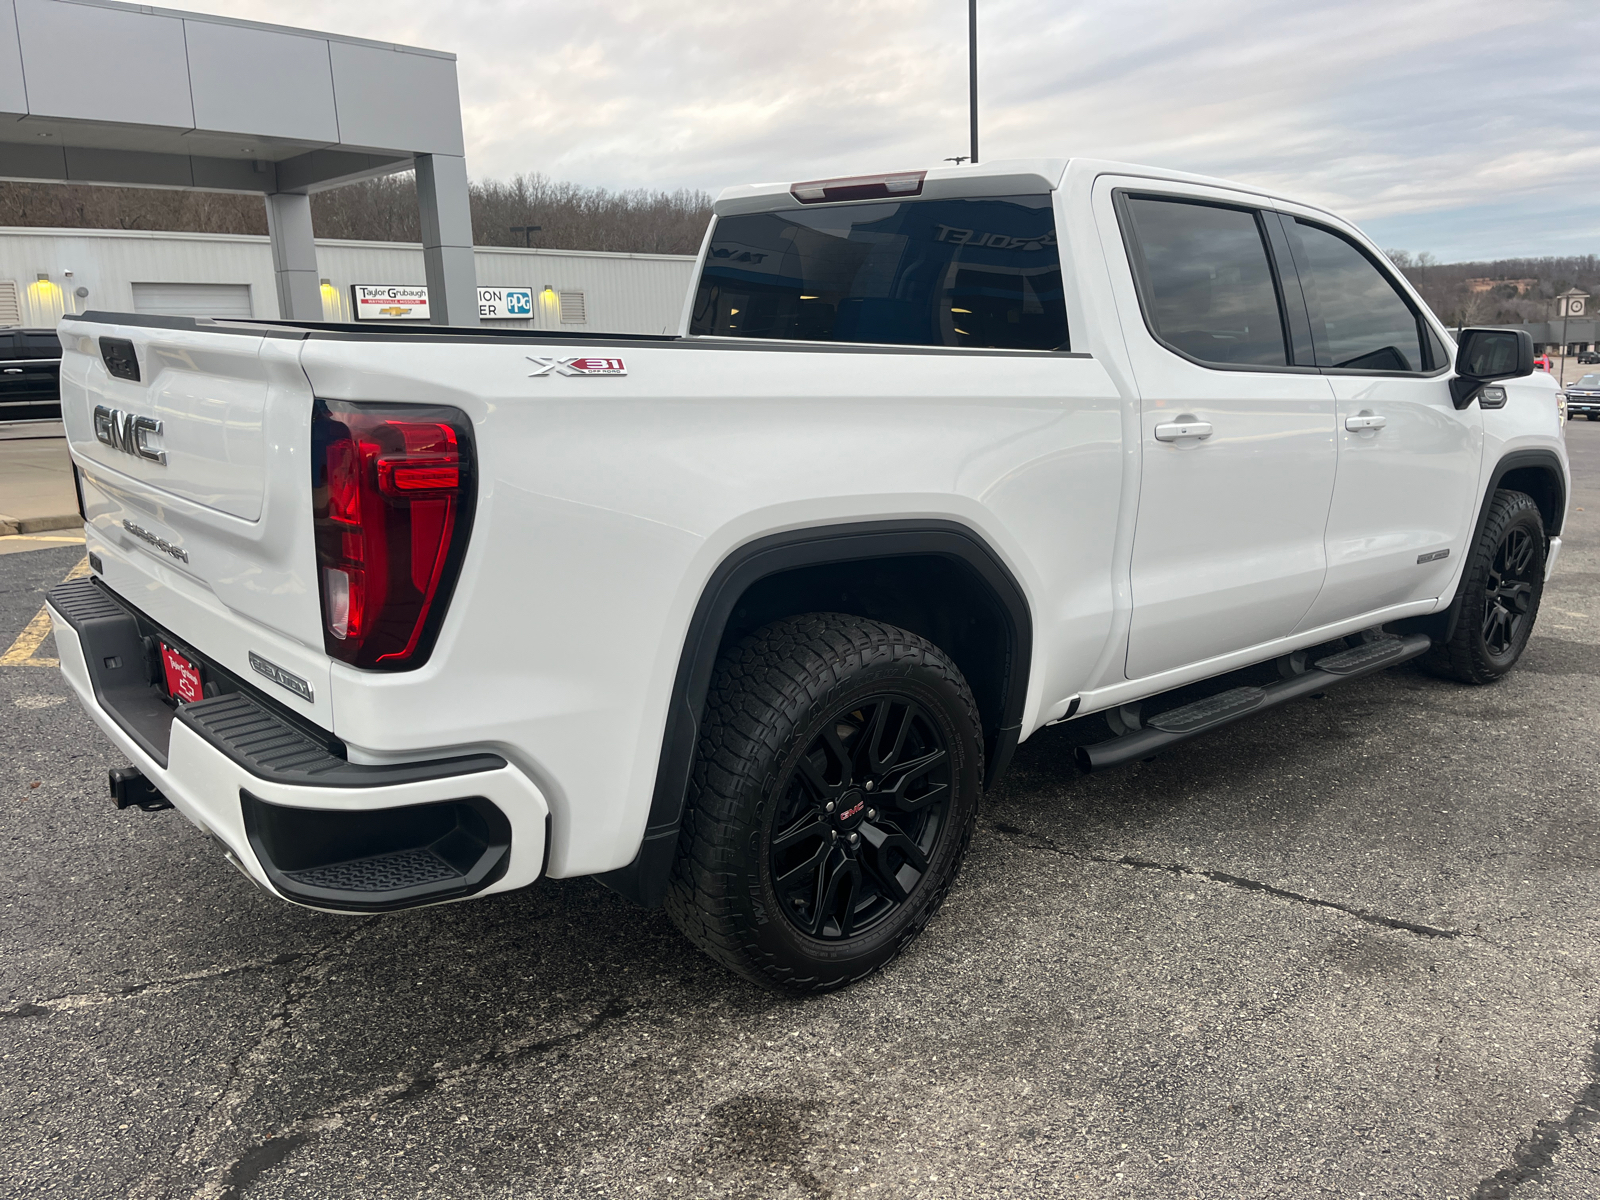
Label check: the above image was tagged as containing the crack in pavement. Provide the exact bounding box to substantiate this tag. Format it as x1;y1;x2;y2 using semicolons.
988;820;1600;1196
0;953;312;1020
1467;1024;1600;1199
202;995;637;1200
987;820;1464;939
119;920;381;1200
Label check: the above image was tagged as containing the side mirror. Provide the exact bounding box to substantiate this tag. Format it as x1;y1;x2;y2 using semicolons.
1451;327;1534;409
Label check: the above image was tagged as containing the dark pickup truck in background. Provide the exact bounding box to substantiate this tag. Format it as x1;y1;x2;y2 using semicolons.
0;328;63;427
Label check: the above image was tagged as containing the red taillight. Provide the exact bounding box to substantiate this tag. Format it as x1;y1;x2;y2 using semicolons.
790;170;926;204
312;401;475;669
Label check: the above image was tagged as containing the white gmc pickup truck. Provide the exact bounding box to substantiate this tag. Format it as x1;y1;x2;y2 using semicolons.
48;158;1566;992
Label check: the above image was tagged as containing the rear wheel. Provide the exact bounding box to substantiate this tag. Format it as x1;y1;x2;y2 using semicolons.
1422;489;1546;684
665;614;983;992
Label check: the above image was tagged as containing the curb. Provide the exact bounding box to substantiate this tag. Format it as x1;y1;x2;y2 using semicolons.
0;514;82;537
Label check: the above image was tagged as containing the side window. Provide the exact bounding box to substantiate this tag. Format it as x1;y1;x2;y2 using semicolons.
1122;196;1288;368
1286;220;1429;372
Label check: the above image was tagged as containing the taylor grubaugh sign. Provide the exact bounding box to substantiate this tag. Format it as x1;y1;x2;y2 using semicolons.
351;285;430;320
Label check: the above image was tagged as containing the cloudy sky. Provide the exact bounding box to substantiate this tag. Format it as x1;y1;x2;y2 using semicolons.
187;0;1598;262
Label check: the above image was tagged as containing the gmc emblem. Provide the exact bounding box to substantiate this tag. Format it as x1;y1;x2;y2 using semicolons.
93;405;166;465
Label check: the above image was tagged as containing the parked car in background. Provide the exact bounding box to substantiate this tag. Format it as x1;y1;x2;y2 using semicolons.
1565;373;1600;420
1577;350;1600;365
0;328;63;426
1535;355;1554;372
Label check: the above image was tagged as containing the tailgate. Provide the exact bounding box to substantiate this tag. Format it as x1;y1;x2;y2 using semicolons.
57;314;334;726
64;319;281;519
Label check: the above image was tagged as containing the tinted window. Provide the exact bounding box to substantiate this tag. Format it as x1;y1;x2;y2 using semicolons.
0;332;61;361
1124;197;1287;367
1288;221;1426;372
690;196;1067;350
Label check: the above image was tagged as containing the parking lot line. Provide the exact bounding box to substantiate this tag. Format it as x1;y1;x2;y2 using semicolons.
0;556;89;667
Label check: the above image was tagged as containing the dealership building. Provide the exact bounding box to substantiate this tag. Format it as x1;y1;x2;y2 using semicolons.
0;0;705;337
0;226;694;333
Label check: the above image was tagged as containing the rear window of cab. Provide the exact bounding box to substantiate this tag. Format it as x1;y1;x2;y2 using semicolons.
691;195;1068;351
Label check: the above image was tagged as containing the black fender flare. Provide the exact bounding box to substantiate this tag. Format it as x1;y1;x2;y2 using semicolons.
1441;447;1567;640
596;519;1033;907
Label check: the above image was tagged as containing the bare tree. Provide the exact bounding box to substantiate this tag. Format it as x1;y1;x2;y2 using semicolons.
0;171;715;256
0;181;266;233
465;173;710;254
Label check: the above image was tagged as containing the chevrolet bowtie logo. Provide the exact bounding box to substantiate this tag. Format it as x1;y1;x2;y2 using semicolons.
93;405;166;465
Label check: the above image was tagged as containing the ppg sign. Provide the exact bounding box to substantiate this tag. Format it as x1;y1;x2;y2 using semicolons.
479;287;534;319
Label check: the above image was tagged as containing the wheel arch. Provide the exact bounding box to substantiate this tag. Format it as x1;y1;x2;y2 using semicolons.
1418;448;1567;645
597;519;1034;907
1493;453;1566;539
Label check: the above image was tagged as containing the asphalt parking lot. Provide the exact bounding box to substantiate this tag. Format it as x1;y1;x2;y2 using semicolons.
5;428;1600;1200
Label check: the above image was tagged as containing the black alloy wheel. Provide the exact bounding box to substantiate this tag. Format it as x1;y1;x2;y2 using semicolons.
1422;488;1546;684
665;613;984;992
1482;524;1538;658
769;695;953;941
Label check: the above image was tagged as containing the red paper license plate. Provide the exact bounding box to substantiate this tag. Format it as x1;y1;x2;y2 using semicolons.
161;643;205;704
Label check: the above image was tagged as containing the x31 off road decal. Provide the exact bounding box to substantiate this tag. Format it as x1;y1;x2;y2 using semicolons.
527;356;627;377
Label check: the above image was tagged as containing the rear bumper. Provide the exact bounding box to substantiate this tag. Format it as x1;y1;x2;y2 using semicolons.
47;578;548;912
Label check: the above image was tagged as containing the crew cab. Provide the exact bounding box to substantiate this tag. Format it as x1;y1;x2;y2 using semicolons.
47;158;1567;991
0;327;63;427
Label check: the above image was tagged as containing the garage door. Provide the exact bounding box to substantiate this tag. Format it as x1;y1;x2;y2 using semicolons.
131;283;254;319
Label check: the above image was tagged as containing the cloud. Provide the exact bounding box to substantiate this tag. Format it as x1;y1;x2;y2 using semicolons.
181;0;1599;259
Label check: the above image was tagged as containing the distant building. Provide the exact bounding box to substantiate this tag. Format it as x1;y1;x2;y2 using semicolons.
1497;319;1598;356
1464;277;1539;295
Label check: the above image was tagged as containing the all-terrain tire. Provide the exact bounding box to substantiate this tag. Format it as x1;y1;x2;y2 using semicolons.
1422;488;1546;684
664;613;984;993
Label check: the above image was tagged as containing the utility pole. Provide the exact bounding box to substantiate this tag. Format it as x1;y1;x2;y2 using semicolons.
968;0;979;165
1561;308;1570;387
1556;289;1590;387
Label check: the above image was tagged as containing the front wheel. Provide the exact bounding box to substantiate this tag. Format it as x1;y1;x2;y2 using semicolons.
665;614;983;992
1422;489;1546;684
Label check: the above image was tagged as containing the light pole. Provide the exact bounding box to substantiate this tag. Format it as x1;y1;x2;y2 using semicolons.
510;224;541;248
1561;308;1570;387
968;0;979;165
1556;289;1590;387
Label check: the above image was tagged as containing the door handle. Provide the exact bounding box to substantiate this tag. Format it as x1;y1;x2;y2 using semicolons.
1154;416;1213;443
2;368;21;374
1345;411;1387;432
